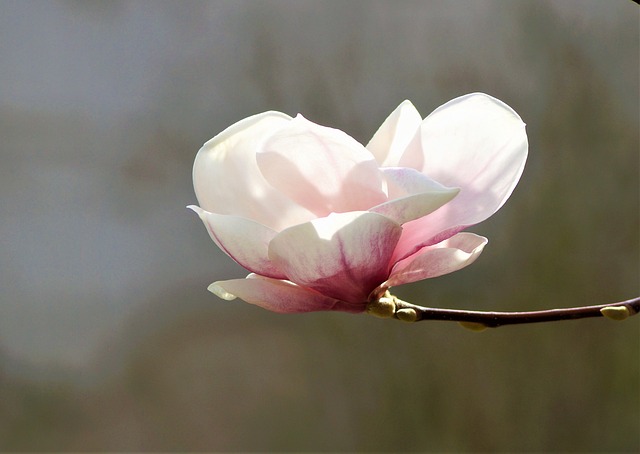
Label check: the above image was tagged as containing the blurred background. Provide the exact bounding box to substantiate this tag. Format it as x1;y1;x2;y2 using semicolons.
0;0;638;451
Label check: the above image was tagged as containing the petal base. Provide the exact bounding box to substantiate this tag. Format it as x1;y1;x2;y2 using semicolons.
269;211;402;303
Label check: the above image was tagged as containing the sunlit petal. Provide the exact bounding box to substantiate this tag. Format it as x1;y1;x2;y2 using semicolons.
394;93;527;260
369;167;460;224
366;100;422;167
257;115;387;217
192;111;315;231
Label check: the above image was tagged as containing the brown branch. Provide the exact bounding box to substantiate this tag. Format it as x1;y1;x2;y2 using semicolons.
366;292;640;330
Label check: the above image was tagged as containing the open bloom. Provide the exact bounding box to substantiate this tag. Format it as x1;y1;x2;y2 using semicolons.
189;93;527;313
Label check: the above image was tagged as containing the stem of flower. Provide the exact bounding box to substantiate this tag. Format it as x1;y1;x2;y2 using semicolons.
366;292;640;330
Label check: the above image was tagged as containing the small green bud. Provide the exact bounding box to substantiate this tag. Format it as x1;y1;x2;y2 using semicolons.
396;308;418;322
600;306;630;321
367;297;396;318
459;321;488;332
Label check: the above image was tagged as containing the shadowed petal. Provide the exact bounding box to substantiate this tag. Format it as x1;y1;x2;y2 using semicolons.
269;211;402;303
257;115;387;217
209;274;365;313
188;206;286;279
366;100;422;167
385;233;488;287
192;111;315;231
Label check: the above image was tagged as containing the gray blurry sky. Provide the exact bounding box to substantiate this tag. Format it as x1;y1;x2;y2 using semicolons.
0;0;637;370
0;1;638;451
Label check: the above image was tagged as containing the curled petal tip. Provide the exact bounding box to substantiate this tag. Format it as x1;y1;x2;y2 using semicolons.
208;282;237;300
187;204;203;216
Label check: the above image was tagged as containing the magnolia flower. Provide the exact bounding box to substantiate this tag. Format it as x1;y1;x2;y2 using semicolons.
189;93;527;314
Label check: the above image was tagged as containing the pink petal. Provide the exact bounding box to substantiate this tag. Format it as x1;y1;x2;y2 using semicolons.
257;115;387;217
188;205;286;279
369;167;460;224
208;274;365;313
394;93;528;260
192;111;315;231
366;100;422;167
385;233;488;287
268;211;402;303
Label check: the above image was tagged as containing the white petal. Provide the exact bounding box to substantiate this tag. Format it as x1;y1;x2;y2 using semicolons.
393;93;527;260
192;111;315;231
381;167;456;199
366;100;422;167
257;115;387;217
369;167;460;224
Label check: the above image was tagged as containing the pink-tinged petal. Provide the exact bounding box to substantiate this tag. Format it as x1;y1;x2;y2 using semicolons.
188;205;286;279
393;93;527;260
193;111;315;231
385;233;488;287
209;274;365;313
366;100;422;167
268;211;402;303
369;191;459;226
369;167;460;224
257;115;387;217
381;167;456;199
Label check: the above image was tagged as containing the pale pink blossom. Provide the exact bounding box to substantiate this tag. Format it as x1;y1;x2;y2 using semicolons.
189;93;527;313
